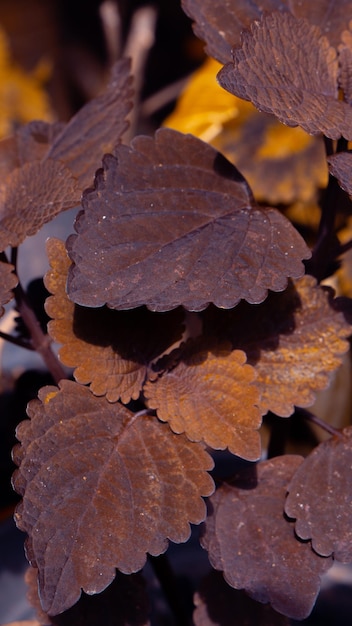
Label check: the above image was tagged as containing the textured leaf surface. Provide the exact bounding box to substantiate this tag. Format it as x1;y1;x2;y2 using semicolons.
285;427;352;562
201;456;332;620
45;238;184;403
144;341;261;460
165;58;327;205
182;0;352;63
13;380;214;615
0;260;17;316
193;571;290;626
202;276;352;417
26;566;150;626
328;152;352;197
0;160;79;250
47;59;133;190
339;21;352;104
218;13;352;140
67;129;310;312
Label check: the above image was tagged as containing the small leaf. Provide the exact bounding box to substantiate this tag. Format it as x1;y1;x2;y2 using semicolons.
285;426;352;562
202;276;352;417
201;456;332;620
194;570;290;626
144;341;262;461
0;260;17;316
218;12;352;140
45;238;184;403
13;380;214;615
66;128;310;312
328;152;352;197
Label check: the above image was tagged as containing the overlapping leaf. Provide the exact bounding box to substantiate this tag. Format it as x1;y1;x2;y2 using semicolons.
13;380;214;615
218;12;352;140
0;59;133;251
0;260;17;317
182;0;352;63
193;571;290;626
201;456;333;620
202;276;352;416
144;341;261;461
66;128;310;312
285;426;352;562
44;238;184;403
328;152;352;197
165;58;327;205
339;20;352;104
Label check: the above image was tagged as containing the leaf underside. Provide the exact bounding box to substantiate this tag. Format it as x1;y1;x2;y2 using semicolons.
13;380;214;615
66;128;310;312
201;456;333;620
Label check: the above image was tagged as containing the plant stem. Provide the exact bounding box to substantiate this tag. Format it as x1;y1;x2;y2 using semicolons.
297;408;344;439
14;282;67;385
266;412;290;458
149;553;192;626
0;329;34;350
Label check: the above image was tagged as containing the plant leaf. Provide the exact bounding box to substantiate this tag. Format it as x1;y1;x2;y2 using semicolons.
44;238;184;403
13;380;214;615
0;260;17;316
144;341;261;461
181;0;352;63
201;456;333;620
328;152;352;197
285;426;352;562
66;128;310;312
218;12;352;140
47;59;133;190
193;570;290;626
202;276;352;417
339;20;352;104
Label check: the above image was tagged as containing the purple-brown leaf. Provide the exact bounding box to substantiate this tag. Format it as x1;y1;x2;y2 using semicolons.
218;12;352;140
13;380;214;615
328;152;352;197
0;260;17;316
66;129;310;312
201;456;333;620
285;426;352;562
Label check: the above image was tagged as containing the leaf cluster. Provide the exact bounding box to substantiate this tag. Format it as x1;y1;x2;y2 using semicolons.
2;1;352;624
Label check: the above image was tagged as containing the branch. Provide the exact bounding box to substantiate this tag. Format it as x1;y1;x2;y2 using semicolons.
0;329;34;350
296;408;344;440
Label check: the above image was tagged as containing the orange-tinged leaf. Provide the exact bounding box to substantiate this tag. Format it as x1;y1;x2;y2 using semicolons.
13;380;214;615
66;129;311;312
285;426;352;562
202;276;352;417
201;456;333;620
218;13;352;140
144;341;261;461
0;260;17;316
45;238;184;403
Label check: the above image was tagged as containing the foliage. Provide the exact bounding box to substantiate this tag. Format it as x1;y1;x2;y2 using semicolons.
2;0;352;624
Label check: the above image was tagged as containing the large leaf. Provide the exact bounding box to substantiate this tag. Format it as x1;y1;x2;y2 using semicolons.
202;276;352;416
13;380;214;615
339;20;352;104
201;456;333;620
285;426;352;562
144;340;262;461
66;129;310;312
0;260;17;317
218;12;352;140
45;238;184;403
181;0;352;64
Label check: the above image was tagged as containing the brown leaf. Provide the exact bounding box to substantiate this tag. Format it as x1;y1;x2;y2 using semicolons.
193;570;290;626
47;59;133;190
0;260;17;316
285;426;352;562
182;0;352;64
218;12;352;140
13;380;214;615
44;238;184;403
339;21;352;105
25;566;151;626
0;160;79;250
201;456;333;620
328;152;352;197
144;341;262;461
66;128;310;312
202;276;352;417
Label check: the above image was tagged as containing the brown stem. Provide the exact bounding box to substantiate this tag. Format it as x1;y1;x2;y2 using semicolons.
296;408;344;439
0;329;34;350
149;553;192;626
